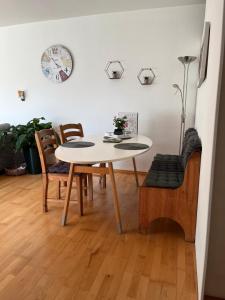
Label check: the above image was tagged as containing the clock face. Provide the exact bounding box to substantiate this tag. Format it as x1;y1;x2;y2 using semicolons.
41;45;73;83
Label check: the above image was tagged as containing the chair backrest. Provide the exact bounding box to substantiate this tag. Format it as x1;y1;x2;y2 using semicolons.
59;123;84;144
35;128;58;174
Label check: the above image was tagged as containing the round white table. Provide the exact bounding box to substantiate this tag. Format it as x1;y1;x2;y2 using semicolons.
55;135;152;233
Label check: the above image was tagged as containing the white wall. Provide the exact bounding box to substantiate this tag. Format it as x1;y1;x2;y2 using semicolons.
195;0;225;299
205;56;225;298
0;5;204;171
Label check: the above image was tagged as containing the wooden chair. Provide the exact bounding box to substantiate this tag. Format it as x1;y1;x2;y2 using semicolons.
59;123;107;193
59;123;84;143
35;128;84;217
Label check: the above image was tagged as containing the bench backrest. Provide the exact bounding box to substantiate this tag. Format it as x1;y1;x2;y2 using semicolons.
181;128;202;168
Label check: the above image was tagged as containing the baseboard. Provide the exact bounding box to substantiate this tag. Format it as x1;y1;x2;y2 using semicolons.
114;169;147;176
205;296;225;300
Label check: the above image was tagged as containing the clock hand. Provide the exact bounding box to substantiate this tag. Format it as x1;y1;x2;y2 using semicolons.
50;57;61;68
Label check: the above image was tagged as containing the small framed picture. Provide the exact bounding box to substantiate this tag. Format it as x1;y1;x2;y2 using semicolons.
198;22;210;88
118;112;138;134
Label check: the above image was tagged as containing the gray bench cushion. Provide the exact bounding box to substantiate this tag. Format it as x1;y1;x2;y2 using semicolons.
154;154;180;162
145;170;184;188
151;159;183;172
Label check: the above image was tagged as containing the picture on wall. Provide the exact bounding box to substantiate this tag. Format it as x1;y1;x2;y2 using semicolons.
118;112;138;134
198;22;210;88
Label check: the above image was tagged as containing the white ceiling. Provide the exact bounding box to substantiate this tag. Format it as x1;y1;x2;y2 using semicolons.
0;0;205;27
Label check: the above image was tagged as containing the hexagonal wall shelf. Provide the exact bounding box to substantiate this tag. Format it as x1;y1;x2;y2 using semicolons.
105;61;124;79
137;68;155;85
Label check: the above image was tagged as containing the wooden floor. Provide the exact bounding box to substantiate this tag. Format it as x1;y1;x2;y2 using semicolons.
0;173;197;300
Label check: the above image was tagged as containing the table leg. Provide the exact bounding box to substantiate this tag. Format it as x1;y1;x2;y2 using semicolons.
108;162;123;234
61;163;74;226
132;157;139;187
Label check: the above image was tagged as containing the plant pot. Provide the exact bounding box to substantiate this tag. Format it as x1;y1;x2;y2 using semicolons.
114;128;124;135
23;147;41;174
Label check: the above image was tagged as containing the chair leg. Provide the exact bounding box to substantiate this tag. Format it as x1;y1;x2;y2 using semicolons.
88;174;93;201
77;175;84;216
83;175;88;197
100;163;107;189
42;175;48;212
56;181;61;200
132;157;139;187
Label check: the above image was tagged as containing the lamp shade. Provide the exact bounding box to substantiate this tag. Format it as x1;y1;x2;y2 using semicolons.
178;56;196;64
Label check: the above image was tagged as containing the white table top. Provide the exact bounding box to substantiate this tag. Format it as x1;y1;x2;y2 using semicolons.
55;135;152;164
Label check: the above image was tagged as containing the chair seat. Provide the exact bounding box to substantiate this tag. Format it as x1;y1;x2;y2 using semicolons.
48;161;70;174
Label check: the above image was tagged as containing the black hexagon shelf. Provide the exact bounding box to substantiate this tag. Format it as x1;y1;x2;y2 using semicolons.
105;61;124;79
137;68;155;85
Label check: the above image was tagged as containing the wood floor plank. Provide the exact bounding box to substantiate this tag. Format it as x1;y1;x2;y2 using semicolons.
0;174;198;300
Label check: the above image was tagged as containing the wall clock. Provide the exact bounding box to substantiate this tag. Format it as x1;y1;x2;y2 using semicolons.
41;45;73;83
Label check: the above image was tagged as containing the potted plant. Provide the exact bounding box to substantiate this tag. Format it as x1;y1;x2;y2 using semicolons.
113;115;128;135
10;117;52;174
0;127;26;175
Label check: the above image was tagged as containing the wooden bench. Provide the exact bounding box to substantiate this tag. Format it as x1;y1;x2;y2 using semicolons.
139;129;201;242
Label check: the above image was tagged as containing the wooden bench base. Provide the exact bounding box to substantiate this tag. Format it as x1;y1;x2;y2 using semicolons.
139;151;201;242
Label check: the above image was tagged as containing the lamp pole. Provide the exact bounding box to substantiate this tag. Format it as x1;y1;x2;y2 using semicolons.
177;56;196;154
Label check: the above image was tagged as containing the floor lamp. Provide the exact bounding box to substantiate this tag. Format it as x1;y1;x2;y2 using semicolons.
173;56;196;154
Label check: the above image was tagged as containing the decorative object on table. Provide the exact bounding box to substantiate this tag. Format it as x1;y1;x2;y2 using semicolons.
113;115;128;135
114;143;149;150
118;112;138;135
137;68;155;85
172;55;197;154
104;131;131;140
198;22;210;88
17;90;25;101
103;136;122;143
41;45;73;83
8;117;52;174
105;61;124;79
62;141;95;148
